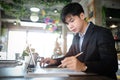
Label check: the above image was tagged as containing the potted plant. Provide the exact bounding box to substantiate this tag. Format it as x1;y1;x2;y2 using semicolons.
22;45;30;56
22;45;30;62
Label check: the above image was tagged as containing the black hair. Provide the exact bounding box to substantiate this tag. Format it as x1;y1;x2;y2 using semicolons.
61;2;84;24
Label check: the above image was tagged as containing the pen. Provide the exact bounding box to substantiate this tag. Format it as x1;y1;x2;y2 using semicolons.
58;52;83;68
75;52;83;58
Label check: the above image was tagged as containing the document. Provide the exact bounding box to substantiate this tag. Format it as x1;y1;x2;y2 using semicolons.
25;68;95;77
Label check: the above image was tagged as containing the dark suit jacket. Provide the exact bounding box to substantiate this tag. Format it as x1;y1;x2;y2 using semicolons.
54;22;118;80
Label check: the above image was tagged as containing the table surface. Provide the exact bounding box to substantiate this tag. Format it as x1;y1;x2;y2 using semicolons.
0;63;113;80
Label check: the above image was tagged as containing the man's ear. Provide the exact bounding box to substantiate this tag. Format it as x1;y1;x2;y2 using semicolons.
80;13;85;20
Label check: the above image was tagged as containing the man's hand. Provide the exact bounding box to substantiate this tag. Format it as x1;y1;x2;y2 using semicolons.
40;58;56;67
58;56;87;71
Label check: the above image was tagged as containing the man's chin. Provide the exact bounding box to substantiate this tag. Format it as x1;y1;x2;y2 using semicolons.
71;29;79;33
72;31;78;34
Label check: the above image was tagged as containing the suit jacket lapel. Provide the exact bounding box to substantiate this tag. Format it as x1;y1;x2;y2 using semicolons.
81;22;94;52
75;34;80;53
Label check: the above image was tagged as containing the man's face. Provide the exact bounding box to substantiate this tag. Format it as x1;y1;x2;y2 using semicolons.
65;13;85;33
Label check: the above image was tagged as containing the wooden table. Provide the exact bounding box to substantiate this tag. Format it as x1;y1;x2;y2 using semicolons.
0;63;113;80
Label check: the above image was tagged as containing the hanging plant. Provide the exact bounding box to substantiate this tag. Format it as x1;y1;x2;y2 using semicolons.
0;0;28;19
0;0;71;23
102;6;106;27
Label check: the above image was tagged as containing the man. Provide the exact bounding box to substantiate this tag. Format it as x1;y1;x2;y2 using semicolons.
40;2;118;80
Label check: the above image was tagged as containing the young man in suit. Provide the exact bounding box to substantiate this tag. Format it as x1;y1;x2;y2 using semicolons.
40;2;118;80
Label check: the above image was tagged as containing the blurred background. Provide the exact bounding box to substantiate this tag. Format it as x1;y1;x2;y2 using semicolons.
0;0;120;60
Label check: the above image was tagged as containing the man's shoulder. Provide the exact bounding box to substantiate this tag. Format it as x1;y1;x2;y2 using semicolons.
93;24;110;32
89;22;109;30
93;25;113;38
89;22;112;35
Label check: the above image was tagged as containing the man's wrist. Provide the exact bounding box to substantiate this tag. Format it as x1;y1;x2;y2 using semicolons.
83;65;87;71
82;63;87;71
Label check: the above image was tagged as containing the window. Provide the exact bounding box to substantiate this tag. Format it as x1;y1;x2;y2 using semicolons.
7;30;73;60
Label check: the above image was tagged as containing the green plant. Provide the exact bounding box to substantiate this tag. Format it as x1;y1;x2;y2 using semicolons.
102;6;106;27
22;46;30;56
0;0;71;20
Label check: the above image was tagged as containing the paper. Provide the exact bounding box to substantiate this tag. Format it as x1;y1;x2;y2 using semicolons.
25;68;95;77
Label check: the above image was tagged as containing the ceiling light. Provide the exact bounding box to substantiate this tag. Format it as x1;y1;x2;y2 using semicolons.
109;16;112;19
110;24;117;28
30;7;40;12
30;13;39;22
54;9;58;13
13;21;17;25
20;21;47;28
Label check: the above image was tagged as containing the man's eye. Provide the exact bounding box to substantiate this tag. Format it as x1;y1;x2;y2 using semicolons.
65;22;68;25
65;23;68;26
70;19;74;22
